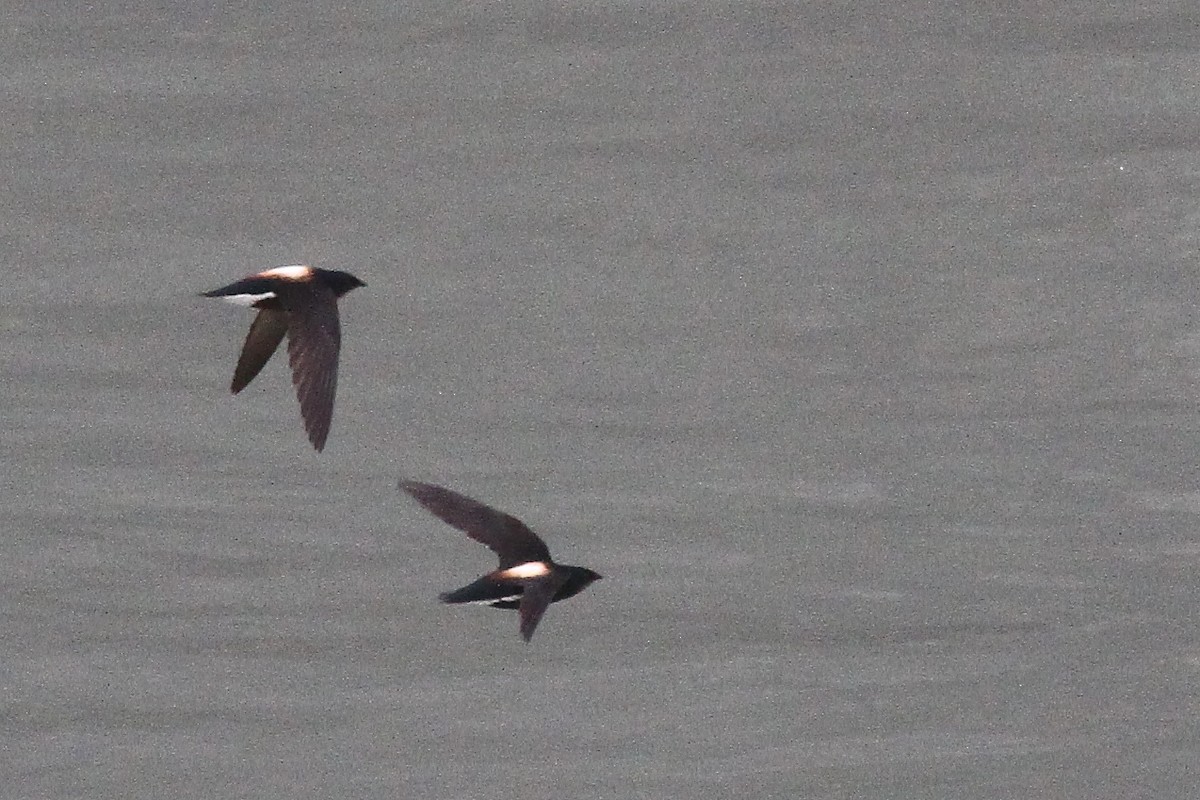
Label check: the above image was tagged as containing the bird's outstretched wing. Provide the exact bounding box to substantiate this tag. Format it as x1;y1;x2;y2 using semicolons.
400;481;552;568
518;572;567;641
231;308;287;393
283;285;341;451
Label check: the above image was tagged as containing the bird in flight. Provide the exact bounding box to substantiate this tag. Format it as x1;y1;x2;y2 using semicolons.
399;480;602;641
203;265;365;451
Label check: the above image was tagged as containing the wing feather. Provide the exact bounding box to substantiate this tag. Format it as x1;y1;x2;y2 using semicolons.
231;309;287;393
400;481;552;567
518;573;567;641
282;285;341;451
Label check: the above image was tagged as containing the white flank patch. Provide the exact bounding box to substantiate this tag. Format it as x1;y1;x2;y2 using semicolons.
259;265;312;280
221;291;276;306
497;561;551;579
467;595;520;606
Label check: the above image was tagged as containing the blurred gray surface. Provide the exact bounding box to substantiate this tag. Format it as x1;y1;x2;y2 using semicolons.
5;2;1200;798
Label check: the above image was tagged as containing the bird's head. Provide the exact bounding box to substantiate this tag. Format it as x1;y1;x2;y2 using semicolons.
320;269;367;296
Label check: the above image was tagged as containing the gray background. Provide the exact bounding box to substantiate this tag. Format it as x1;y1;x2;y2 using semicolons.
5;2;1200;798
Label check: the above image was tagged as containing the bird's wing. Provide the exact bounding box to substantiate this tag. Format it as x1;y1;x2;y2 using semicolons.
400;481;552;567
282;285;341;451
518;573;567;641
231;308;287;393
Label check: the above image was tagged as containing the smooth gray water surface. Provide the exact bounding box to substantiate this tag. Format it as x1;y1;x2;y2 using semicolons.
5;3;1200;798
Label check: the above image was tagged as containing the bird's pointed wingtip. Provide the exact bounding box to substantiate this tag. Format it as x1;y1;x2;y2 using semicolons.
303;421;329;452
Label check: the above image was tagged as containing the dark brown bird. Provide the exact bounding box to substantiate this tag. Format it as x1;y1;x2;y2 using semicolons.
203;265;365;451
399;480;602;641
